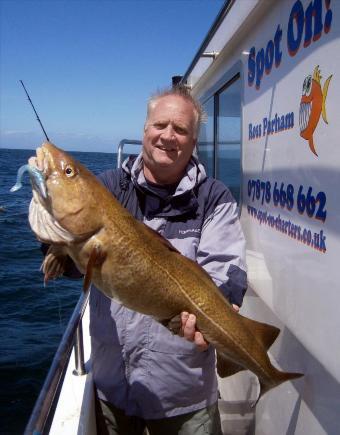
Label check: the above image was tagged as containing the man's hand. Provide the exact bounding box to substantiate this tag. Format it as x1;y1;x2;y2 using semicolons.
180;312;209;351
180;304;240;351
232;304;240;313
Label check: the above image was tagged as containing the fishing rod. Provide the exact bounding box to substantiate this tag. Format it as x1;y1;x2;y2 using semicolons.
19;80;50;142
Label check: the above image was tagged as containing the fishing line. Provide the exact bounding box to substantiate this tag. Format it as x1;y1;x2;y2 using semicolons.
47;278;64;334
19;80;50;142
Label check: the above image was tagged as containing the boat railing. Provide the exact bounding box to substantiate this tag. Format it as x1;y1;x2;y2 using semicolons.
24;289;90;435
117;139;142;168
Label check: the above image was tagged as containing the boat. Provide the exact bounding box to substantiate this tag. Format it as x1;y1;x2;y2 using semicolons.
24;0;340;433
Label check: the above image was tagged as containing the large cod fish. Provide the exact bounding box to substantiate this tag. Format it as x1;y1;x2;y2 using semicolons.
24;142;302;404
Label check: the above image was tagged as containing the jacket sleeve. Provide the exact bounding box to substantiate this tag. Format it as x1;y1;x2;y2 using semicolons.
97;168;122;198
196;180;247;307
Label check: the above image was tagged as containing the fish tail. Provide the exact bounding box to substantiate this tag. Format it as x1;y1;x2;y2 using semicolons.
309;137;318;156
252;369;303;408
212;317;280;379
322;75;332;124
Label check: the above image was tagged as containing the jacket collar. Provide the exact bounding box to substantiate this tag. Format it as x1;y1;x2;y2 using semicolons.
121;153;207;218
122;153;207;195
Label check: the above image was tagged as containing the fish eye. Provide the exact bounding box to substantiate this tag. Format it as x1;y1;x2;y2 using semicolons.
303;75;312;96
65;165;76;177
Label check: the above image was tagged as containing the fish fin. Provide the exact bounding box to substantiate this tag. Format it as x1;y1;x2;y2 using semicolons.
239;316;280;351
83;245;106;292
142;224;180;253
251;370;303;408
216;353;246;378
308;137;318;156
321;75;332;124
42;246;67;285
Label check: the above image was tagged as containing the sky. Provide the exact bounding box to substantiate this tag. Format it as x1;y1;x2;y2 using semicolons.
0;0;224;153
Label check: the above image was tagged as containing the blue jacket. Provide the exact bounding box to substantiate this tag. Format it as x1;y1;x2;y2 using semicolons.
90;154;247;419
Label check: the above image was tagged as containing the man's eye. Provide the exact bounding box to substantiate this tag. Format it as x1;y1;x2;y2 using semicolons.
175;126;187;135
154;123;167;129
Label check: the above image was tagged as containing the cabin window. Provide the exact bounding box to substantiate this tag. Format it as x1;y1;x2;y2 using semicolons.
216;75;241;202
197;73;242;204
197;97;214;177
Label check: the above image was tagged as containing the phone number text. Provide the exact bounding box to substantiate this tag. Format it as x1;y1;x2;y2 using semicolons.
247;178;327;222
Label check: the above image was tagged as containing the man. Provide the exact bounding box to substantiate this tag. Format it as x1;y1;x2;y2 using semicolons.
32;87;247;434
89;87;247;434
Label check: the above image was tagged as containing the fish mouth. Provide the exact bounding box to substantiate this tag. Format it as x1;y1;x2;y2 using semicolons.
36;144;52;175
299;101;311;133
30;144;53;200
30;166;48;200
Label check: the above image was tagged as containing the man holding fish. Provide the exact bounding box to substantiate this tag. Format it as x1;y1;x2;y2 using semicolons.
29;87;248;434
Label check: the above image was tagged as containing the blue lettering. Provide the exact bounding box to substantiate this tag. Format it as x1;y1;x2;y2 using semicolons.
265;40;274;74
319;230;327;251
248;47;256;86
324;0;332;33
248;0;332;90
249;123;262;140
247;26;282;90
287;0;304;56
263;118;268;136
285;112;294;129
304;0;323;47
280;115;285;130
256;48;264;89
274;25;283;67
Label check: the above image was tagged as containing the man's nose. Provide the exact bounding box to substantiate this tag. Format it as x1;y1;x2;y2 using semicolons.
161;125;175;142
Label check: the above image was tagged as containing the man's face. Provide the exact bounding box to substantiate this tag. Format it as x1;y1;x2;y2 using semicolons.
142;95;197;184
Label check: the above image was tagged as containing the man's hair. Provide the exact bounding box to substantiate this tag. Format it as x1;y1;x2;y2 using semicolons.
145;86;204;138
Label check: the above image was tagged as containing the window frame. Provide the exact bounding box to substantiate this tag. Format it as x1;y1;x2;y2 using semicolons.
199;61;244;210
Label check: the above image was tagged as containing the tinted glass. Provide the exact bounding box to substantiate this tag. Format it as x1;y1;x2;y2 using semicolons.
216;76;241;203
197;97;214;177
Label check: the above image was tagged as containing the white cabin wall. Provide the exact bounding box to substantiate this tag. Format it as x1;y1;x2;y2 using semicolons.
190;0;263;98
190;0;340;434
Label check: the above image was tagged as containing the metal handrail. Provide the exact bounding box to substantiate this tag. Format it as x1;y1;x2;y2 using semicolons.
24;290;90;435
180;0;235;85
117;139;142;168
73;318;86;376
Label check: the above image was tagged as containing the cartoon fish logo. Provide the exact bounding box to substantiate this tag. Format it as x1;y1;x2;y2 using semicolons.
299;66;332;156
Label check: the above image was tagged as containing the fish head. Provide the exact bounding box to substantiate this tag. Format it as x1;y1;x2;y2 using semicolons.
35;141;104;239
299;70;322;138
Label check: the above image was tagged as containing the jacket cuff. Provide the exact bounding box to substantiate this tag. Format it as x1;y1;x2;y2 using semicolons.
218;264;247;307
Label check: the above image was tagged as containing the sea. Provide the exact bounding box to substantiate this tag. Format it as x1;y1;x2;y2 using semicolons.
0;148;119;435
0;148;240;434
